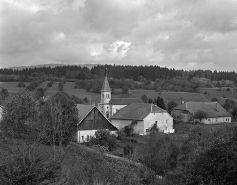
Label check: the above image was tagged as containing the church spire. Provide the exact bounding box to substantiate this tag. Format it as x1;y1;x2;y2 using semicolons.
101;68;111;92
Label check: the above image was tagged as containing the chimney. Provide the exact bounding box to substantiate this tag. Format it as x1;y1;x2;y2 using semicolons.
216;102;219;112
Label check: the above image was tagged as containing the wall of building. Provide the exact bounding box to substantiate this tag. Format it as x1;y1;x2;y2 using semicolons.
195;117;232;124
77;130;97;143
112;105;126;116
171;109;193;122
144;112;174;135
110;119;144;134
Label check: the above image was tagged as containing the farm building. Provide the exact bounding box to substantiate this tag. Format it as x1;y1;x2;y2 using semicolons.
76;104;117;143
97;74;143;118
171;102;232;124
110;103;174;135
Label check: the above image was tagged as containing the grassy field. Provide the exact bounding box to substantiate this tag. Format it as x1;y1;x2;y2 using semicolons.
1;81;237;105
200;87;237;103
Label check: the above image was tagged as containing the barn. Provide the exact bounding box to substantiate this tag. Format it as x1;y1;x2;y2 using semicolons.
171;102;232;124
76;104;117;143
110;103;174;135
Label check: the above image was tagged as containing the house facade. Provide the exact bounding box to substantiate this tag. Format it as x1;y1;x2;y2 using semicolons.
110;103;174;135
171;102;232;124
76;104;117;143
97;74;143;118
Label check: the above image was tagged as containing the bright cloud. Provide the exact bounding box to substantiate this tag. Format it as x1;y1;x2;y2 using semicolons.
1;0;237;71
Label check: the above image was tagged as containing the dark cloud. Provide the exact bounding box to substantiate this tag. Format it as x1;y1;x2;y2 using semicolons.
1;0;237;71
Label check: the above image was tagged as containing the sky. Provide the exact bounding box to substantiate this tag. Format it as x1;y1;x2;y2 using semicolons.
1;0;237;71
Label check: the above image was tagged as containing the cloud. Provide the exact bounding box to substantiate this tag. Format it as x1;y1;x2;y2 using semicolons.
1;0;237;71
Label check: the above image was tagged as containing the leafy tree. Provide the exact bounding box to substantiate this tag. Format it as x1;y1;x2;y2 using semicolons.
18;82;26;87
47;81;53;87
58;82;64;91
141;133;179;175
141;95;148;103
39;92;78;146
211;97;218;102
223;103;231;111
194;110;207;122
89;130;117;151
122;86;129;94
0;90;37;138
150;123;159;134
167;101;178;112
0;88;9;100
231;107;237;118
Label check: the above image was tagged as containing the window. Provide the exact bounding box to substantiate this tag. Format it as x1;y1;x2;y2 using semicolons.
82;136;84;141
102;94;104;98
106;111;109;118
208;119;210;121
87;135;89;141
107;106;109;109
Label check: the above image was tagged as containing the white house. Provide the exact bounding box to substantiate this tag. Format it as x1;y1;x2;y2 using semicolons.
110;103;174;135
97;74;143;119
76;104;117;143
171;102;232;124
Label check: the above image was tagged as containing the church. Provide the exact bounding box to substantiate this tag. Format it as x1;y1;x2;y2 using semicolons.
97;74;143;119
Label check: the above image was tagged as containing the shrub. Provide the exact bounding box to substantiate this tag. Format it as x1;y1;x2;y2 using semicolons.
89;130;117;151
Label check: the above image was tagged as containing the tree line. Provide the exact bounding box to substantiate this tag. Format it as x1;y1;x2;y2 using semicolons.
1;64;237;83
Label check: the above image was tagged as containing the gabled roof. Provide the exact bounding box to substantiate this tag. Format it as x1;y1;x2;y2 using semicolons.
110;98;143;105
110;103;167;121
172;102;231;118
76;104;94;124
101;75;111;92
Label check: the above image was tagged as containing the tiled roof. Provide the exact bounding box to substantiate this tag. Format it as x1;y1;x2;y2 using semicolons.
172;102;231;118
76;104;94;123
111;103;167;121
110;98;143;105
101;75;111;92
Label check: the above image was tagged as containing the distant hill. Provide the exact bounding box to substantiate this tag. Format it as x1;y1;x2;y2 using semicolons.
8;63;98;70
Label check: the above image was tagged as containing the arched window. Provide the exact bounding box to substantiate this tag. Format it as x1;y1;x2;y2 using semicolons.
106;111;109;118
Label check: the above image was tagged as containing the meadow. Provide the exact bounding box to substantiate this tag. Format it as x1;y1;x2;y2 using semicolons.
1;81;237;105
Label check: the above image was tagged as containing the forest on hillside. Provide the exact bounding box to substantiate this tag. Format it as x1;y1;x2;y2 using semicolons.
0;64;237;83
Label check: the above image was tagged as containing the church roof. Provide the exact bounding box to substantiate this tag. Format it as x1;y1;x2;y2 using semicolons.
172;102;231;118
101;75;111;92
111;103;167;121
110;98;143;105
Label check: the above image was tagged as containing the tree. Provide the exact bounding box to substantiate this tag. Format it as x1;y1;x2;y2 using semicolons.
194;110;208;123
58;82;64;91
156;96;166;110
18;82;26;87
231;107;237;118
122;86;129;94
47;81;53;87
223;102;231;111
39;92;78;146
211;97;218;102
167;101;178;112
0;88;9;100
0;90;37;138
141;95;148;103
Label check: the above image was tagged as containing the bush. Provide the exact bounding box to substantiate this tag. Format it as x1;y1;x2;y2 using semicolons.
89;130;117;151
47;81;53;87
117;130;126;140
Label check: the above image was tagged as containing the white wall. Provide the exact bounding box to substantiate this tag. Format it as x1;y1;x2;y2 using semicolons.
77;130;97;143
196;117;232;124
143;112;174;135
110;119;144;134
112;105;126;116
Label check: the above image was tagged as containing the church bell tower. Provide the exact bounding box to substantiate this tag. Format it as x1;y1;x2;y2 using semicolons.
98;69;111;118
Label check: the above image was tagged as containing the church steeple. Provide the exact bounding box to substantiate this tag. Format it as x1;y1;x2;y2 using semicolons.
100;68;111;104
101;74;111;92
